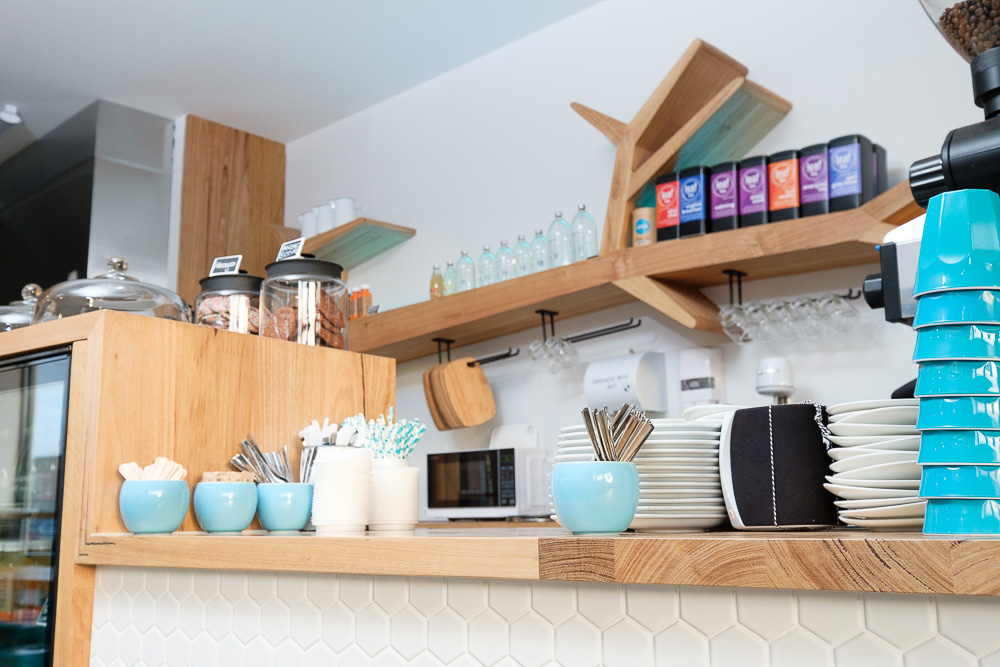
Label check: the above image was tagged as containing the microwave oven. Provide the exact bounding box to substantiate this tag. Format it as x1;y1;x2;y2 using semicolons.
425;447;550;520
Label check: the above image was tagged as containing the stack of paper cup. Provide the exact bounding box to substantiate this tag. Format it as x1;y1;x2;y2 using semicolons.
912;189;1000;535
369;459;419;531
311;448;372;535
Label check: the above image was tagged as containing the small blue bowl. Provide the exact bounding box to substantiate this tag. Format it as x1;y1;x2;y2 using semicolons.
913;189;1000;297
915;360;1000;396
193;482;258;533
916;396;1000;430
913;324;1000;361
551;461;639;535
924;498;1000;534
256;483;313;532
920;464;1000;498
919;430;1000;464
913;290;1000;329
119;480;190;534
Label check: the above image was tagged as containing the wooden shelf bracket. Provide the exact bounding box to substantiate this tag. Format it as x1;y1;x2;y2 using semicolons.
572;39;792;255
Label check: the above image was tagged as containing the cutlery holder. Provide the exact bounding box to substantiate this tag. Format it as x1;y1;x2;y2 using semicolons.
721;404;837;530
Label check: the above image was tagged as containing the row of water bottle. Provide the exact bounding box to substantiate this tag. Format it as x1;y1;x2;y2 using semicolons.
429;205;599;298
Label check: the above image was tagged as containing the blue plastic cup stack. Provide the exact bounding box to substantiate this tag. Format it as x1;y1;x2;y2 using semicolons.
913;189;1000;535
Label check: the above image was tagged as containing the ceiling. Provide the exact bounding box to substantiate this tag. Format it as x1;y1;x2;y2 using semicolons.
0;0;602;145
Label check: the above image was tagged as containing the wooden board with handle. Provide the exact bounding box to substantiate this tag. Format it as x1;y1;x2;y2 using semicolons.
440;357;496;428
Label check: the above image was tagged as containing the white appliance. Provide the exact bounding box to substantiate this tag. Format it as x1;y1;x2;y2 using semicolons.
424;447;550;520
678;347;726;408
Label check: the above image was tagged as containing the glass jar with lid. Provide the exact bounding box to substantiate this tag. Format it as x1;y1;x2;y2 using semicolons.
0;284;41;332
260;258;348;349
32;257;190;324
194;273;263;334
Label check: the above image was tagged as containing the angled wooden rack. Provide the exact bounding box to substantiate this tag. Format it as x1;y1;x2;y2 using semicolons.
349;183;922;362
572;39;793;254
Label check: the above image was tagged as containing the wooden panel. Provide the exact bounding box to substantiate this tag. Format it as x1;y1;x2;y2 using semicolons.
65;526;1000;597
80;313;391;533
0;311;102;358
53;341;95;667
177;115;285;303
78;532;541;581
606;535;953;594
537;538;616;582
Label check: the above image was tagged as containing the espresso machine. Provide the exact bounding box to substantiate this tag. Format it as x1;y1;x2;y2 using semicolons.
864;0;1000;323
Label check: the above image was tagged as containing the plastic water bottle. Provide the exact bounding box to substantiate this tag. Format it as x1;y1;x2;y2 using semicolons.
496;241;516;282
442;260;457;296
456;250;476;292
571;204;599;261
513;235;533;278
476;246;498;287
531;230;550;273
429;265;443;299
547;211;573;267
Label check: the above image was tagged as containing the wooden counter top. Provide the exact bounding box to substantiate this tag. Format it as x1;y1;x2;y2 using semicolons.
77;526;1000;597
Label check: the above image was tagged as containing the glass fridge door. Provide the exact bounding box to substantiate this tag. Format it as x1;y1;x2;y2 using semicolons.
0;349;71;667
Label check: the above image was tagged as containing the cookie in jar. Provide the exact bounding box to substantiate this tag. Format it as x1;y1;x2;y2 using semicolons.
194;273;263;334
260;257;348;349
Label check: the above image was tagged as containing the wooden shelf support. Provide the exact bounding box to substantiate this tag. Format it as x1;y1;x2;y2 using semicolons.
612;276;722;334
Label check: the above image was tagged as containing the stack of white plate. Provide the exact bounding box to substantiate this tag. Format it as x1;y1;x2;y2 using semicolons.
551;405;743;532
822;399;924;530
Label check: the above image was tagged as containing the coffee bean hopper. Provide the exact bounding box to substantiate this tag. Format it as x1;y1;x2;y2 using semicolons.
911;0;1000;203
863;0;1000;324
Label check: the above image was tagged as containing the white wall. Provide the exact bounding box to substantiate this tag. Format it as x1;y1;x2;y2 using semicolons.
91;567;1000;666
284;0;968;467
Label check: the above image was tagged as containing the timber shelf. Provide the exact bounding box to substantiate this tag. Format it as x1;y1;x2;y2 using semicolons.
271;217;415;270
348;182;923;363
77;526;1000;597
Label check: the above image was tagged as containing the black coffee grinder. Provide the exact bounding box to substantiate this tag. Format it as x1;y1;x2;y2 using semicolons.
910;0;1000;204
864;1;1000;325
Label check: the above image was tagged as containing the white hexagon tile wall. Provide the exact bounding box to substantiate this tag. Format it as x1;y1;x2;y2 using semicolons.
89;567;999;666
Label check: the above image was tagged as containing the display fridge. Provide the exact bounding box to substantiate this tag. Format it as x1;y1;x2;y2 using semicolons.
0;348;71;666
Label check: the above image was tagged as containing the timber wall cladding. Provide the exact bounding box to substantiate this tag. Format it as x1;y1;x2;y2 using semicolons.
178;115;285;303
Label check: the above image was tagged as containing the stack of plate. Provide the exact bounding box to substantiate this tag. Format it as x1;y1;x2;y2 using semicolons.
552;405;742;532
822;399;924;530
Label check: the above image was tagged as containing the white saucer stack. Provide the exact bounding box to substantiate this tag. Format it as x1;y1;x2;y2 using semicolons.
822;399;924;530
552;405;744;532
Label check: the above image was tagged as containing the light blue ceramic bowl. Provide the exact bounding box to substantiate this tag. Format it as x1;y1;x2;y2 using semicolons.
915;360;1000;396
920;465;1000;498
913;189;1000;297
913;324;1000;361
919;430;1000;465
916;396;1000;430
924;498;1000;534
193;482;258;533
551;461;639;535
912;290;1000;329
119;480;190;534
256;483;313;532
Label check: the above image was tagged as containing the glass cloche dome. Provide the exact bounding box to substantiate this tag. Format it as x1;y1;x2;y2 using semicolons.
32;257;190;324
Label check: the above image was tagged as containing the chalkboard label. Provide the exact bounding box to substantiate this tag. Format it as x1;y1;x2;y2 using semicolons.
276;238;306;261
209;254;243;276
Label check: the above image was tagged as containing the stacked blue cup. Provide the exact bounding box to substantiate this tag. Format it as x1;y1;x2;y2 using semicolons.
913;189;1000;535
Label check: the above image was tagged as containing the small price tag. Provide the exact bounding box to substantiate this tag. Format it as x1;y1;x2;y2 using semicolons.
209;254;243;276
275;238;306;261
366;305;380;316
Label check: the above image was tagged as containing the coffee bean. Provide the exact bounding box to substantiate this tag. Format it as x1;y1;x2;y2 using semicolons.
941;0;1000;59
